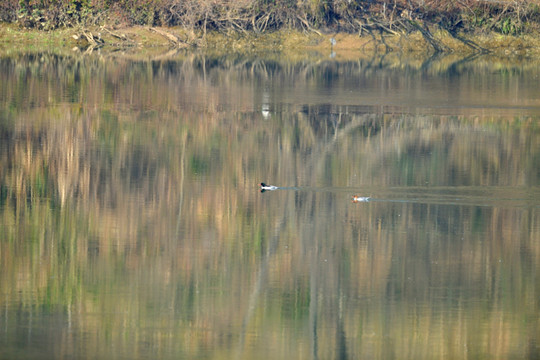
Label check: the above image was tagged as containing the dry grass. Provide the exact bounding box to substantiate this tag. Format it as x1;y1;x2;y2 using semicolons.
2;0;540;36
3;21;540;61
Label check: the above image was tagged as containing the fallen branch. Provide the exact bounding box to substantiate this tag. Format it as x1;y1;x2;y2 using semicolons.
75;29;104;46
407;20;446;53
149;27;191;48
296;15;322;35
446;30;490;53
100;26;129;41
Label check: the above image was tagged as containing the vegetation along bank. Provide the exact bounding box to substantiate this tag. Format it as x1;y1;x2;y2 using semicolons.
1;0;540;55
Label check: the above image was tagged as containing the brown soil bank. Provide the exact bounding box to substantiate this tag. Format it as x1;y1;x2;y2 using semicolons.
1;23;540;60
1;0;540;57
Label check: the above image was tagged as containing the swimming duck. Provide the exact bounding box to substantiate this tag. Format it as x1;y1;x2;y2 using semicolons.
260;183;278;192
352;195;370;202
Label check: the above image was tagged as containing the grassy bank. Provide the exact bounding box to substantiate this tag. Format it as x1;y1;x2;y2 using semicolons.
2;22;540;60
1;0;540;56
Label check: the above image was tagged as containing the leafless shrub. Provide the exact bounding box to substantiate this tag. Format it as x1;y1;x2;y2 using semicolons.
4;0;540;36
0;0;18;22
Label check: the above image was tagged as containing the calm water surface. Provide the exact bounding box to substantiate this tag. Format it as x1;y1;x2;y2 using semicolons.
0;52;539;359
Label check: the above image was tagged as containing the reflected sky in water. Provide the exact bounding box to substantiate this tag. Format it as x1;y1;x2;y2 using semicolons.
0;52;539;360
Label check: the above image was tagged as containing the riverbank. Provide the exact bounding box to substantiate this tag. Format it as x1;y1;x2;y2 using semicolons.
2;22;540;60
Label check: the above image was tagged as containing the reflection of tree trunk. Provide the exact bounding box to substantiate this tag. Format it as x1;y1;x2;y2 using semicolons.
311;115;375;179
302;114;368;360
335;287;348;360
336;316;348;360
236;204;290;356
175;132;187;237
309;253;319;360
302;190;321;360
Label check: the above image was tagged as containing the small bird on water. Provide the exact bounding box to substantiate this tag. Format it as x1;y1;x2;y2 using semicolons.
352;195;370;202
260;182;278;192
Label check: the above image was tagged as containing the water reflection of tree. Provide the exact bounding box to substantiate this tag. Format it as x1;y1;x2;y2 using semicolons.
1;53;539;359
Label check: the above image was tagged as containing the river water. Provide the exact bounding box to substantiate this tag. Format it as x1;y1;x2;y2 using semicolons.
0;51;539;359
